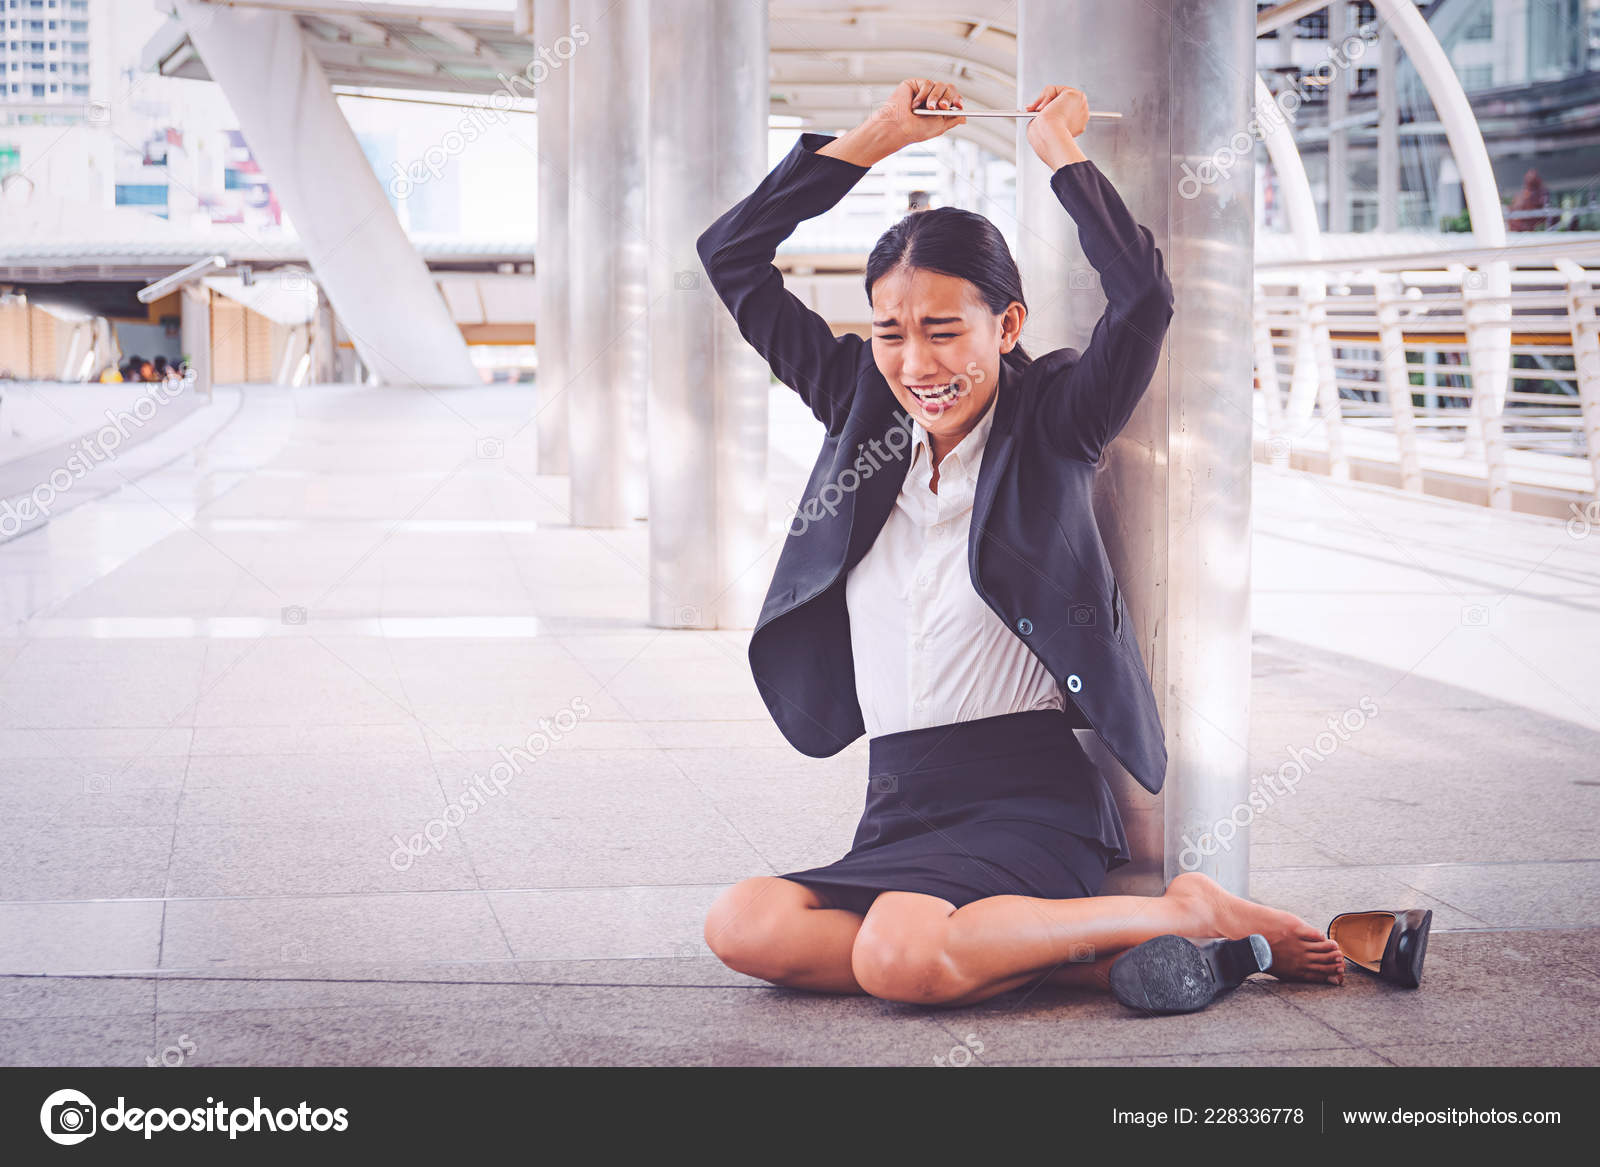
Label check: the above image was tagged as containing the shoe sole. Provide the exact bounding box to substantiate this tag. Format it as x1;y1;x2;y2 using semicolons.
1109;934;1272;1014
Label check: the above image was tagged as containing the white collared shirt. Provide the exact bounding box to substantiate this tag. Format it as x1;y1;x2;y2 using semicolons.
844;381;1065;738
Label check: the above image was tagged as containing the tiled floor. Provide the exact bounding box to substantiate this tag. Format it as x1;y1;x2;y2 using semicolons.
1;382;1596;1066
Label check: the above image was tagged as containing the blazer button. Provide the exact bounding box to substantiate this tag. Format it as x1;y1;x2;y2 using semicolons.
1017;617;1032;635
1066;674;1083;693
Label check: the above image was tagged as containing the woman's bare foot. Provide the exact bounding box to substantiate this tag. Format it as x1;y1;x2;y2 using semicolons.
1164;872;1344;985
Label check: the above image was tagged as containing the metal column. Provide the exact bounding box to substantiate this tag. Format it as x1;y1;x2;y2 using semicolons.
1017;0;1257;895
533;0;572;476
646;0;769;629
1328;0;1350;232
180;284;212;398
1377;22;1399;232
567;0;650;527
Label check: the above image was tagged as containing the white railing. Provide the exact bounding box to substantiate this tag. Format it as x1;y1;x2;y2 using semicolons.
1253;239;1600;517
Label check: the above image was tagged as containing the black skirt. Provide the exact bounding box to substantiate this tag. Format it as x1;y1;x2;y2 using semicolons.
778;708;1132;916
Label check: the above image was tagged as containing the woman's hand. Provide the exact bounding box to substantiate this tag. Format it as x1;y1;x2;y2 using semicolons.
878;78;967;146
1025;85;1090;170
817;78;965;167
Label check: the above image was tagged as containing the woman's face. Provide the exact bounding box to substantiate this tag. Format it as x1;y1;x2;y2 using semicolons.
869;266;1023;442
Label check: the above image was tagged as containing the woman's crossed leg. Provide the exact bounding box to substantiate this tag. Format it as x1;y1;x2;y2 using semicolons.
704;872;1343;1005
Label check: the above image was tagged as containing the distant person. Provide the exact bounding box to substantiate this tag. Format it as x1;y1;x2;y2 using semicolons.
907;189;932;212
1509;168;1554;232
138;359;156;382
152;355;170;379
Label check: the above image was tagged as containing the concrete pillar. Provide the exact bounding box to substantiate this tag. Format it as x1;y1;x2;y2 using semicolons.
567;0;650;527
1378;22;1400;232
310;287;336;384
646;0;769;629
1017;0;1256;896
533;0;572;476
180;284;212;396
174;0;476;387
1328;0;1350;232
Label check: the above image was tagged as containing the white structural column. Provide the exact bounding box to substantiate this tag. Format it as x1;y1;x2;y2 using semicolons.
1019;1;1256;895
180;285;212;397
533;0;572;476
1252;72;1330;428
567;0;650;527
173;1;476;387
1377;21;1400;232
1371;269;1424;493
57;321;89;382
1556;259;1600;500
1327;0;1350;232
1372;0;1512;508
647;0;769;629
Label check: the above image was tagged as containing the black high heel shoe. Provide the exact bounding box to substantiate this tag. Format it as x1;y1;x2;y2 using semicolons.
1327;909;1432;988
1109;933;1272;1014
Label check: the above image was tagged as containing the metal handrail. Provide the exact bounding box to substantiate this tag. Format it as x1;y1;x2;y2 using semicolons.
1254;244;1600;513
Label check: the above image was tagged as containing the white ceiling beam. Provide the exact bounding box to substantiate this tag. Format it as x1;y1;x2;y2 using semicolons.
315;12;390;45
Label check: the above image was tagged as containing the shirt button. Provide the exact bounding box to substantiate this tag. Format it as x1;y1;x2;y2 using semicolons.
1067;674;1083;693
1017;617;1032;635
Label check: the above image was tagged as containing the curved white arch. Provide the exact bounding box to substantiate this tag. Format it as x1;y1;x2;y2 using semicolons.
1366;0;1503;247
1253;73;1320;258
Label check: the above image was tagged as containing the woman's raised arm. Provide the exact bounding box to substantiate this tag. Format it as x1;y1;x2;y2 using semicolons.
1024;86;1174;464
695;80;967;435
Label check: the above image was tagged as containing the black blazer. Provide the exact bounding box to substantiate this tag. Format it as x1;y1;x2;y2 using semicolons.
695;132;1175;796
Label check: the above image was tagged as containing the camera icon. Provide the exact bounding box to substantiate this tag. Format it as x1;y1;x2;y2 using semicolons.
1069;941;1096;962
85;100;110;124
282;271;309;292
673;270;700;291
1463;270;1487;290
1460;604;1489;626
870;774;899;793
281;940;311;963
674;604;701;627
281;604;308;625
53;1100;93;1135
83;773;111;795
1267;436;1292;464
1068;603;1096;626
1069;268;1098;291
476;436;504;460
41;1090;97;1145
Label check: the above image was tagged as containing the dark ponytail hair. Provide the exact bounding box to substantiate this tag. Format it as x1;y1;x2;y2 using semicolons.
863;206;1034;377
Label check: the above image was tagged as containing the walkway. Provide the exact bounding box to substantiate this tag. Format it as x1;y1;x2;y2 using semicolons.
1;382;1596;1066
